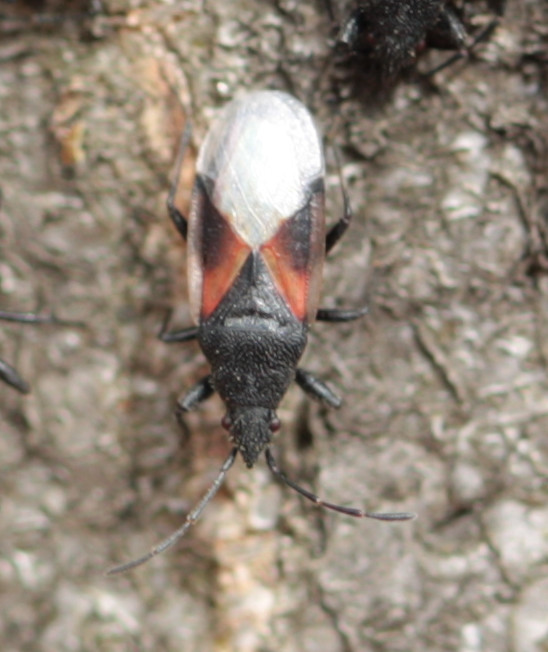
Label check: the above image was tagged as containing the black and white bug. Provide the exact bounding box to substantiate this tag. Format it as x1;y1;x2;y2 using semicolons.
108;90;414;574
328;0;505;86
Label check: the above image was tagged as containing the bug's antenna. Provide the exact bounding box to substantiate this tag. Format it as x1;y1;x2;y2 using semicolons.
265;448;415;522
107;447;238;575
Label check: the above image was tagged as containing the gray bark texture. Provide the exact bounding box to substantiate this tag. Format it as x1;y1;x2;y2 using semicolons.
0;1;547;650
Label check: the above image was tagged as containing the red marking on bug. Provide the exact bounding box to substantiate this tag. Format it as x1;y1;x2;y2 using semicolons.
261;237;309;322
200;229;250;320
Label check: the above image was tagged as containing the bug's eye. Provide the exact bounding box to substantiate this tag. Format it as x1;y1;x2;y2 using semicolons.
221;415;232;430
270;417;281;433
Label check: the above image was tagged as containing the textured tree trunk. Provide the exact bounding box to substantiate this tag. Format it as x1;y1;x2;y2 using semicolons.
1;1;547;650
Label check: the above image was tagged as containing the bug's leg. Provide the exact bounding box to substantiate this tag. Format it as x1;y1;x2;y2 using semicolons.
295;368;341;408
425;4;467;51
160;326;199;343
177;375;215;412
322;142;369;322
322;150;368;321
266;448;416;522
167;121;193;241
337;5;363;49
158;311;198;343
323;0;336;23
425;3;503;77
423;7;469;76
316;305;368;323
489;0;507;17
325;160;352;254
0;359;30;394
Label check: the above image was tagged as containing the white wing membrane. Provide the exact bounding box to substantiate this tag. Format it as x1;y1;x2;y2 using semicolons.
188;91;326;324
196;91;324;247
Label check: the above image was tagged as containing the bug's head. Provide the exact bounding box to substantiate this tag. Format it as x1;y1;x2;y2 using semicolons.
222;407;281;468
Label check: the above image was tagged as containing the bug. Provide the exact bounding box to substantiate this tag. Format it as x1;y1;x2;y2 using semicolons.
328;0;505;86
108;90;414;574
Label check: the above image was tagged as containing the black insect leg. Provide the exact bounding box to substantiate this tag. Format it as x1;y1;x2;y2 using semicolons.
425;3;503;77
295;368;341;408
489;0;507;16
425;4;467;51
159;317;198;345
0;358;30;394
167;121;193;241
316;305;368;323
325;165;352;254
177;375;215;412
157;310;198;343
160;326;199;343
319;155;367;323
337;6;363;50
176;376;214;442
323;0;337;23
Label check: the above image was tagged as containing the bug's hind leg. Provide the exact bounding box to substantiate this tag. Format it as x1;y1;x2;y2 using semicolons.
325;169;352;254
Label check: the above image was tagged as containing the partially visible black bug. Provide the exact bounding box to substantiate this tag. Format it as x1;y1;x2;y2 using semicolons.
108;90;414;574
328;0;505;88
0;0;102;36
